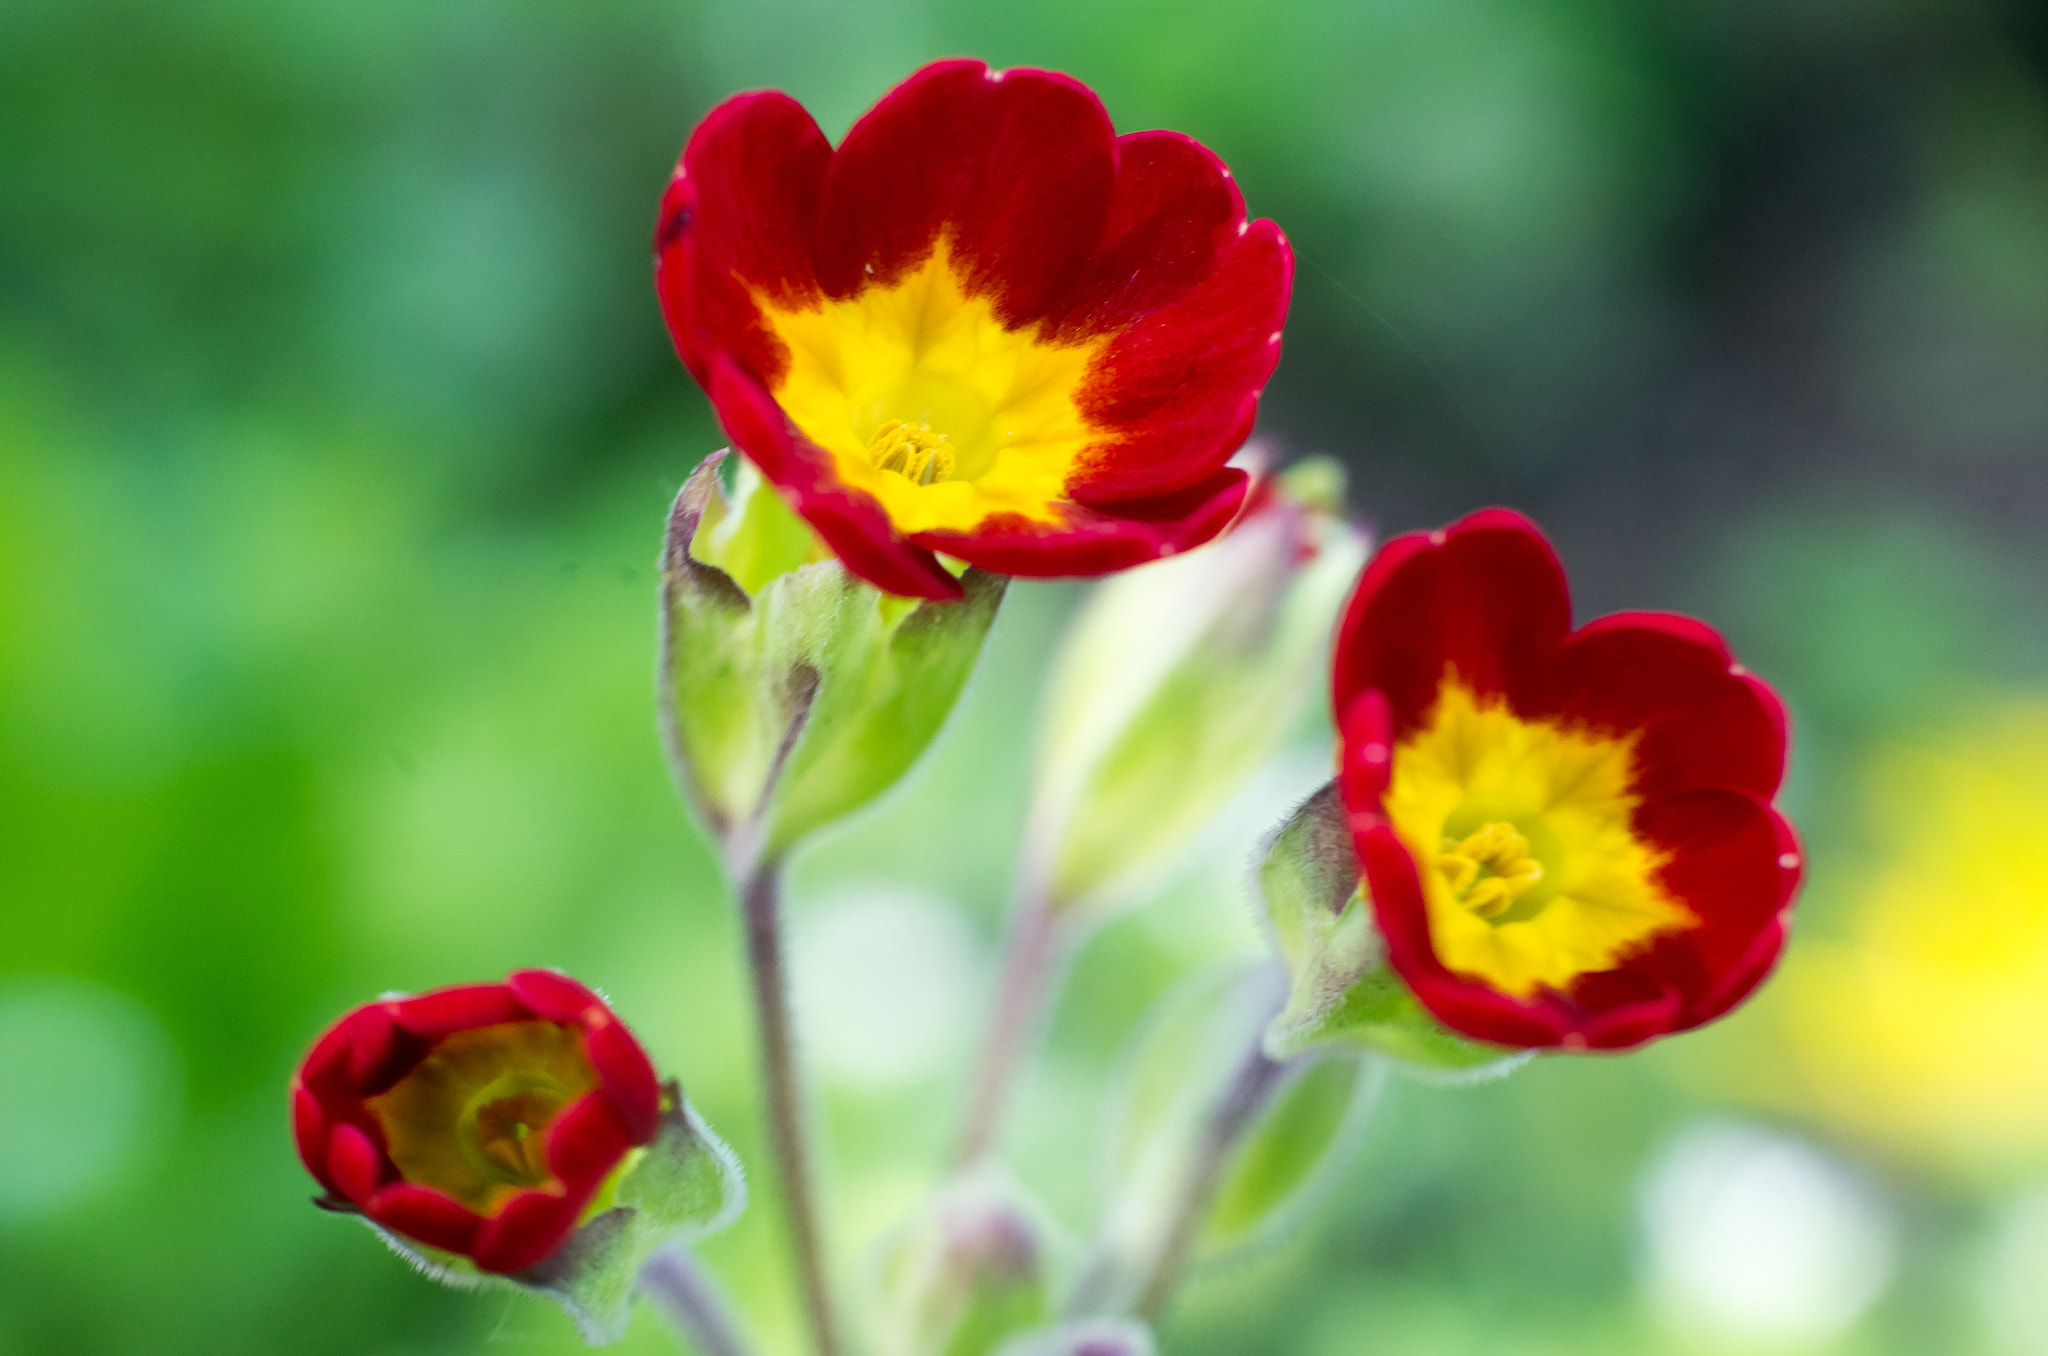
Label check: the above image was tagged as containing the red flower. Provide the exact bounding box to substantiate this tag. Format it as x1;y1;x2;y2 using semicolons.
1331;510;1800;1051
655;58;1291;600
290;970;663;1274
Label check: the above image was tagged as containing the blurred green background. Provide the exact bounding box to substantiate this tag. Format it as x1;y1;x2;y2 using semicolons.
6;0;2048;1352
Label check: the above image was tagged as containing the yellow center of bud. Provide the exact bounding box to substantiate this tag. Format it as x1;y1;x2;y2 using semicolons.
458;1072;572;1186
868;419;956;486
1435;821;1545;920
365;1020;598;1213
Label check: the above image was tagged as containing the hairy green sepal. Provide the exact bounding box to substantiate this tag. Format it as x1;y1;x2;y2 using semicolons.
364;1081;745;1345
660;452;1006;866
1259;782;1529;1078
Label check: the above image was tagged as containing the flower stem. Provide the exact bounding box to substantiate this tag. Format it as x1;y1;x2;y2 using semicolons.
640;1245;758;1356
1066;1029;1288;1322
739;860;844;1356
955;886;1061;1166
1131;1038;1287;1320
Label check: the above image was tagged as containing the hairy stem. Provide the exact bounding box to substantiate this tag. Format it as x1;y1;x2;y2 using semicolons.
640;1245;758;1356
1066;1025;1289;1322
1131;1039;1287;1320
955;887;1061;1166
740;861;843;1356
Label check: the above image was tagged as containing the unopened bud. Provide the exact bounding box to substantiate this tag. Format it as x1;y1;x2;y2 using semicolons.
1026;457;1369;916
870;1168;1056;1356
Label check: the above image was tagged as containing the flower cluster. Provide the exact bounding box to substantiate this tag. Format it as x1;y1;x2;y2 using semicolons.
288;56;1805;1356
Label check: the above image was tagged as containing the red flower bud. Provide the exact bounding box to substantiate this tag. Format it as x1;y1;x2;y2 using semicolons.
290;970;663;1275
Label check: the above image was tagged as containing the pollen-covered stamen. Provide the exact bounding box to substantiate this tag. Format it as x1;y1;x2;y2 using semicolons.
1436;821;1544;920
458;1072;570;1186
869;420;956;486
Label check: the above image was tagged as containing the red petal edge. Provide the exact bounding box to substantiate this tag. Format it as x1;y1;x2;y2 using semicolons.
582;1012;663;1144
472;1189;583;1275
506;968;601;1024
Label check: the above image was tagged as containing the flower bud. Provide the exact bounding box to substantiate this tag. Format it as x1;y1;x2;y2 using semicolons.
1258;784;1526;1078
290;970;744;1342
661;452;1006;867
1025;458;1369;916
869;1168;1055;1356
993;1321;1156;1356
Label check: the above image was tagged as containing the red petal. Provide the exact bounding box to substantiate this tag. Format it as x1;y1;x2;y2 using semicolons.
471;1190;581;1275
342;1004;400;1088
1042;129;1248;339
1065;221;1291;503
545;1091;635;1191
291;1085;332;1190
1532;612;1787;801
1331;509;1572;739
298;1015;356;1088
326;1122;387;1204
913;466;1250;577
1682;915;1789;1031
657;90;831;387
582;1013;662;1144
389;984;531;1038
1569;970;1687;1050
707;353;963;599
1337;689;1395;820
368;1183;484;1257
816;60;1116;328
506;968;601;1024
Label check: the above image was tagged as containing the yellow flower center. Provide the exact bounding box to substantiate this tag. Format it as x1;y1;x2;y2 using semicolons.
458;1072;573;1187
1385;682;1693;997
754;240;1113;535
868;419;956;486
1436;821;1545;920
366;1021;598;1213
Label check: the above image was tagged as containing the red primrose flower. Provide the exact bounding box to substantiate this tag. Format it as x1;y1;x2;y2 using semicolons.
655;58;1291;599
1333;511;1801;1051
291;970;662;1274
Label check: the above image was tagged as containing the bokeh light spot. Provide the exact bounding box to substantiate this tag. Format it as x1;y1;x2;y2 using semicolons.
1639;1118;1895;1345
796;885;981;1091
0;978;180;1224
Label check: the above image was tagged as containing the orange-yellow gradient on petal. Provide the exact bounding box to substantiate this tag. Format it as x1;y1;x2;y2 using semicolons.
1783;699;2048;1169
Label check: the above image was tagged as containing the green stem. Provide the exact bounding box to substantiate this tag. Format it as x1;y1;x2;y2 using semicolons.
1130;1039;1286;1320
739;860;844;1356
1066;1030;1288;1322
640;1245;758;1356
955;885;1061;1166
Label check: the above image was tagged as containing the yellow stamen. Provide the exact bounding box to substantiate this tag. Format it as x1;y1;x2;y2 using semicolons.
1436;821;1545;920
868;419;956;486
458;1072;570;1186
